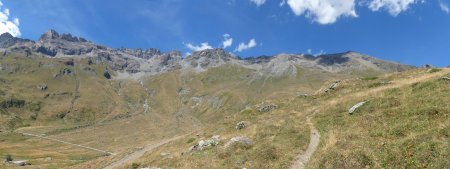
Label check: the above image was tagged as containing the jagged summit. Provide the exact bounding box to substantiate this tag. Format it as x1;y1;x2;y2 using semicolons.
38;29;60;42
38;29;88;43
0;32;16;48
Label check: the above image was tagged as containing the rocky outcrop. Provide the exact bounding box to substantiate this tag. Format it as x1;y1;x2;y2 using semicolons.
224;136;253;149
9;160;31;166
235;121;247;130
115;48;161;59
183;48;238;71
0;33;19;48
103;71;111;79
36;84;48;91
190;135;221;151
258;104;278;113
324;81;341;93
0;98;26;108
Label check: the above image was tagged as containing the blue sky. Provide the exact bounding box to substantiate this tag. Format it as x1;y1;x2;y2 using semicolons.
1;0;449;66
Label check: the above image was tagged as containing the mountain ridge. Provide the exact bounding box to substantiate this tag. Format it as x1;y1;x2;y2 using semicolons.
0;30;415;77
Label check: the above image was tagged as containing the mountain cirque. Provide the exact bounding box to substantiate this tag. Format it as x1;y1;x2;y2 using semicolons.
1;30;434;169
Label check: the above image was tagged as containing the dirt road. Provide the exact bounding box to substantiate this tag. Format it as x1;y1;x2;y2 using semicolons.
103;135;186;169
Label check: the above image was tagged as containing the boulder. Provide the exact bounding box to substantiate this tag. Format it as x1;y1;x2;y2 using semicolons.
61;68;72;75
224;136;253;149
11;160;30;166
325;81;341;93
349;101;368;114
190;135;221;151
235;121;247;130
422;64;433;69
36;84;48;91
177;87;190;95
258;104;278;113
64;60;74;66
103;71;111;79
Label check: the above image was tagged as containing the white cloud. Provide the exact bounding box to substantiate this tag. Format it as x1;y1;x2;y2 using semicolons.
440;1;450;13
184;42;213;51
235;39;257;52
250;0;266;6
0;1;21;37
222;34;233;49
286;0;358;24
368;0;418;16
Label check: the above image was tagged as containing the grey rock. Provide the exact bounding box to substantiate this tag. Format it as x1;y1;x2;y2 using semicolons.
258;104;278;113
224;136;253;148
103;71;111;79
349;101;368;114
64;60;74;66
324;81;341;93
422;64;433;69
54;68;72;78
297;93;310;98
235;121;247;130
36;84;48;91
177;87;190;95
190;135;221;151
10;160;31;166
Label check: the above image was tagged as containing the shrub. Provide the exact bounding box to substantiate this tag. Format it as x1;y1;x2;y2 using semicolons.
361;76;378;81
56;112;67;119
186;137;196;144
427;68;441;73
5;154;13;162
27;102;41;112
131;163;140;169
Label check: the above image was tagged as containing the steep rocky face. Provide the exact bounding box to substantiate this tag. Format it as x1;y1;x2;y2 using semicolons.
0;33;18;48
183;48;239;71
115;48;161;59
35;29;97;56
0;33;34;50
0;29;415;78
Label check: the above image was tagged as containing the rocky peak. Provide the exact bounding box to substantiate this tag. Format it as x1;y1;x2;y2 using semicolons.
0;32;14;40
0;32;16;48
60;33;88;42
38;29;90;44
116;48;162;59
39;29;60;43
183;48;238;70
187;48;236;61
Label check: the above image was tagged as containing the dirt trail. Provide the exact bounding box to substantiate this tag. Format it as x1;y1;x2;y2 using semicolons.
68;60;80;114
103;134;187;169
290;113;320;169
21;132;115;155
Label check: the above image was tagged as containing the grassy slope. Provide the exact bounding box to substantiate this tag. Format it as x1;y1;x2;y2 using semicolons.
110;68;448;169
1;52;434;169
307;68;449;168
0;54;192;168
